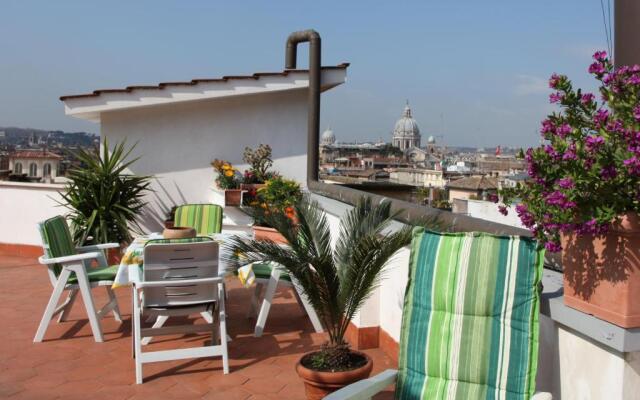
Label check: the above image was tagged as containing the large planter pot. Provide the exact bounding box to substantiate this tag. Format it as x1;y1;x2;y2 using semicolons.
224;189;244;207
562;213;640;328
295;351;373;400
253;225;288;244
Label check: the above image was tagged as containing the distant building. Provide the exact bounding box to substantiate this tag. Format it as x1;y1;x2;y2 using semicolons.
446;161;471;173
392;102;421;151
447;175;498;205
8;150;62;182
389;167;446;188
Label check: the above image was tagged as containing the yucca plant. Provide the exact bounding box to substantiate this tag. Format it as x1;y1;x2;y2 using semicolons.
59;138;151;245
228;195;441;371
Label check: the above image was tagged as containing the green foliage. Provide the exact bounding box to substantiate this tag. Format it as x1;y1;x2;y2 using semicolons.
211;159;241;189
228;195;443;370
248;176;302;226
59;138;151;245
242;144;276;183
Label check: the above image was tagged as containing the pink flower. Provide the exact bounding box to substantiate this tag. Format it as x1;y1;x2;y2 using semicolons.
589;62;606;75
556;123;572;138
498;205;508;216
593;109;609;126
558;178;574;189
540;119;556;136
601;165;617;179
581;93;595;105
563;144;577;161
549;92;564;103
585;135;605;151
545;241;562;252
634;105;640;122
593;51;608;62
549;73;562;89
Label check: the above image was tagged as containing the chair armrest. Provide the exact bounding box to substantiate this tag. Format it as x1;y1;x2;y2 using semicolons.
532;392;552;400
134;277;224;288
38;252;102;265
323;369;398;400
76;243;120;252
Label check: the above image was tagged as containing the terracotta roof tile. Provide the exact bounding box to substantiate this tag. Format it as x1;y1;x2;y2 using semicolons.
447;175;498;190
60;63;350;101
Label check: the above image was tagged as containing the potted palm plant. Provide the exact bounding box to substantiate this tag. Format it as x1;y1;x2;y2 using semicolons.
228;196;416;399
499;51;640;327
211;159;243;206
59;138;151;264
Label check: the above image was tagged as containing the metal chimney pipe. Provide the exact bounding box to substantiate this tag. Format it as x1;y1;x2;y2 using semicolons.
285;30;321;183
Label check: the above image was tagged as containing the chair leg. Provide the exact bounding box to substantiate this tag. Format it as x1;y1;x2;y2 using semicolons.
73;265;104;343
218;283;229;374
254;272;280;337
248;283;263;318
34;269;72;342
57;288;78;323
141;315;168;346
106;286;122;323
132;288;143;384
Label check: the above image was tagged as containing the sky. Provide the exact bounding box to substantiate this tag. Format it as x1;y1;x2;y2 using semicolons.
0;1;611;148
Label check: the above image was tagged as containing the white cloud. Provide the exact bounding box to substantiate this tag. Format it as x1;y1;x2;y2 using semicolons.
514;74;549;96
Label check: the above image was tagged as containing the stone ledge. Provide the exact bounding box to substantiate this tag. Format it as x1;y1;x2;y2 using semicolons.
541;269;640;354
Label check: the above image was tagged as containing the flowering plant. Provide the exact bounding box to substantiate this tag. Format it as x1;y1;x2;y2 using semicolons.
248;176;302;227
211;159;240;189
499;51;640;252
242;144;277;184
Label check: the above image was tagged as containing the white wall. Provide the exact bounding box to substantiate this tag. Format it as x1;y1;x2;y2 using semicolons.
0;182;64;246
462;198;525;229
101;89;309;232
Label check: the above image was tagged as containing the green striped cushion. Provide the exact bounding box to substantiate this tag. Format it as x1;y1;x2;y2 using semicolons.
39;216;76;276
252;262;291;282
396;228;544;400
67;265;119;284
174;204;223;236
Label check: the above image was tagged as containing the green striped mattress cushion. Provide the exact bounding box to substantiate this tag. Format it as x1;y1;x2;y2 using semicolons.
146;237;214;245
173;204;223;236
396;228;544;400
39;215;76;276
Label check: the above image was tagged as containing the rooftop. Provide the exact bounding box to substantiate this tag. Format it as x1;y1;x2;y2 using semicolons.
0;254;394;400
447;175;498;190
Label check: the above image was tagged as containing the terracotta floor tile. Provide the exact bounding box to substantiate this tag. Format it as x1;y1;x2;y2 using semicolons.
0;255;397;399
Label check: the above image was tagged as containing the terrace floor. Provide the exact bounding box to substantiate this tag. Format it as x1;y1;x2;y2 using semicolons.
0;255;395;399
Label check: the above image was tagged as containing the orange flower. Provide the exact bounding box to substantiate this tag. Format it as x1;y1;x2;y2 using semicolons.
284;206;295;219
224;170;234;177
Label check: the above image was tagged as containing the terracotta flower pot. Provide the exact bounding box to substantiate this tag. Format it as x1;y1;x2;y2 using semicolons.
106;247;123;265
253;225;288;244
224;189;243;206
295;351;373;400
162;227;197;240
561;213;640;328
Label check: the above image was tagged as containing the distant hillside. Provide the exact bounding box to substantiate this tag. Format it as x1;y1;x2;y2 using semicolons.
0;127;98;148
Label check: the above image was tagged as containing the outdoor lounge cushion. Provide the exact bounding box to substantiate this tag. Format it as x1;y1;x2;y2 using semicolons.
252;262;291;282
174;204;223;236
39;215;78;276
66;265;119;284
396;228;544;400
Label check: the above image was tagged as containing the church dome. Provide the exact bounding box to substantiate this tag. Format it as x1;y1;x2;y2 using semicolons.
427;135;436;144
321;127;336;145
393;104;420;138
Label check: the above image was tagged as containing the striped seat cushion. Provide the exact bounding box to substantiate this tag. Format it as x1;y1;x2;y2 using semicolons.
396;228;544;400
39;216;76;276
174;204;223;236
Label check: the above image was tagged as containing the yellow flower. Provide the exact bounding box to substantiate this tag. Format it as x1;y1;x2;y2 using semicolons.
222;163;231;170
224;170;234;177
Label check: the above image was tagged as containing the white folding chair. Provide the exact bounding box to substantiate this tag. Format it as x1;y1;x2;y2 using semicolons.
34;216;122;343
132;238;228;384
247;262;323;337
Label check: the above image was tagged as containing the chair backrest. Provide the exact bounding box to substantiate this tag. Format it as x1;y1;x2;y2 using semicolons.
173;204;223;236
38;215;77;278
396;228;544;400
142;237;220;308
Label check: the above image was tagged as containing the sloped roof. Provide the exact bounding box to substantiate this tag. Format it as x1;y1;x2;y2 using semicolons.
60;64;349;122
59;64;349;101
10;150;62;160
447;175;498;190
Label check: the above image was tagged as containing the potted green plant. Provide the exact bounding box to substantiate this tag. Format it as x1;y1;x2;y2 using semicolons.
228;196;415;399
211;159;243;206
249;176;302;243
59;138;151;264
164;205;177;229
241;144;277;192
499;51;640;327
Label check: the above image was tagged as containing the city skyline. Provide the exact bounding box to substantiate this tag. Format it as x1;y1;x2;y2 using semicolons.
1;1;609;147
